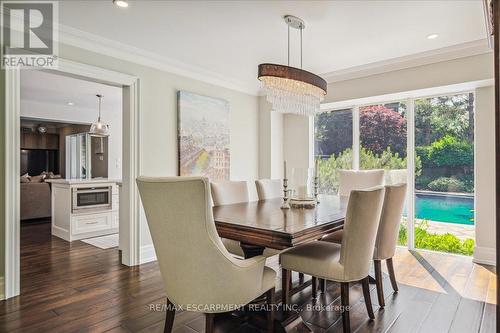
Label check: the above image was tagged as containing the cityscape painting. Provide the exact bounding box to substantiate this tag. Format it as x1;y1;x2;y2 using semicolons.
178;91;230;181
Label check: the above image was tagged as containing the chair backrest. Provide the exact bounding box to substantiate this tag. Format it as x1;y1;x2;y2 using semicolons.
338;169;384;196
385;169;407;185
340;186;385;281
255;179;282;200
211;181;249;206
374;183;407;260
136;177;264;308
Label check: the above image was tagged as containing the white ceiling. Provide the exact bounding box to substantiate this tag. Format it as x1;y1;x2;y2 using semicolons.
58;1;487;92
21;70;122;112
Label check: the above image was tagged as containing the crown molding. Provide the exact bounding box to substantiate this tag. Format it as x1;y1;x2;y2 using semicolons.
322;39;492;83
58;24;260;96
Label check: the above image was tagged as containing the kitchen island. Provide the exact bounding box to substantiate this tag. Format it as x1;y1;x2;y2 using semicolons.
45;178;120;242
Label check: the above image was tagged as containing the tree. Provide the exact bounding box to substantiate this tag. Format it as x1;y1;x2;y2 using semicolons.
414;94;474;145
359;105;407;156
315;109;352;157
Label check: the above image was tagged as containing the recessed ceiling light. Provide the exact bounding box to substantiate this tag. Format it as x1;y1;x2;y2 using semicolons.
67;102;74;106
427;34;439;40
113;0;129;8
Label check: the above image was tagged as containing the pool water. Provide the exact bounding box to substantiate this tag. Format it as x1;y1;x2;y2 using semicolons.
413;193;474;225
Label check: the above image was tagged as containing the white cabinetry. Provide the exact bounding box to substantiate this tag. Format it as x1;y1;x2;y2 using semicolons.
48;179;120;242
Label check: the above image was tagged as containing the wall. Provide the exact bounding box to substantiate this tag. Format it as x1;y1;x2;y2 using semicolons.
282;52;496;263
21;99;123;180
57;43;260;257
258;97;284;179
0;69;5;298
474;85;496;265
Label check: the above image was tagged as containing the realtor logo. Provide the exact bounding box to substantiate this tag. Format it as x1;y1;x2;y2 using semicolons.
1;1;58;68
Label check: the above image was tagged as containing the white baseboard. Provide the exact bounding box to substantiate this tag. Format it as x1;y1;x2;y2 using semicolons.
0;277;5;300
140;244;157;264
473;246;496;266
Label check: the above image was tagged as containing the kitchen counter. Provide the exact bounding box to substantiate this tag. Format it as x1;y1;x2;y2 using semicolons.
46;178;122;185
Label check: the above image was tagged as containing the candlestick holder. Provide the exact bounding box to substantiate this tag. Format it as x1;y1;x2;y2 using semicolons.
281;178;291;209
314;175;320;204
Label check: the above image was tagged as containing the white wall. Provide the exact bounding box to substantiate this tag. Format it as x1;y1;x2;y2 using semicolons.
258;97;284;179
20;98;123;180
474;85;496;265
57;43;260;259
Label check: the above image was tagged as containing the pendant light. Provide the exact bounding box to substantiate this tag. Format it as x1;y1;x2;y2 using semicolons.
258;15;327;116
89;94;110;137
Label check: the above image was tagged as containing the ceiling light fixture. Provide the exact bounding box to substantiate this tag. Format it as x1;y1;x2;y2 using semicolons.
67;102;74;106
258;15;327;116
113;0;129;8
427;34;439;40
89;94;110;137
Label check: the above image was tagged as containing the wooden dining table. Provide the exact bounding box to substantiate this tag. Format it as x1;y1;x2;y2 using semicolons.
213;195;348;258
213;195;348;332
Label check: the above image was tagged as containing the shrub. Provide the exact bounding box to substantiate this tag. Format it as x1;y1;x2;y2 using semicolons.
427;177;466;192
418;135;473;169
398;221;474;256
317;147;420;194
415;175;432;190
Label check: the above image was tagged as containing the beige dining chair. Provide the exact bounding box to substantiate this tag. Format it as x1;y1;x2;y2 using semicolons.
255;179;282;200
322;183;407;307
280;187;385;333
211;180;280;258
338;169;385;196
385;169;407;185
137;177;276;333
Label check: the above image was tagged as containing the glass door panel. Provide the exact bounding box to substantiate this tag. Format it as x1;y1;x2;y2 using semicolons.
314;109;353;194
359;102;408;246
414;93;475;255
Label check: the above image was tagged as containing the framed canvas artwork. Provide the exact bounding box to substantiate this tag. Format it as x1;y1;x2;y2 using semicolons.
178;91;230;181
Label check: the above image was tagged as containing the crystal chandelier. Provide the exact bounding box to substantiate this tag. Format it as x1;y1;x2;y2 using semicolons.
89;94;110;137
258;15;327;116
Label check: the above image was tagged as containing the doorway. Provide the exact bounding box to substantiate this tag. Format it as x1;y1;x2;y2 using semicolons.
4;59;141;299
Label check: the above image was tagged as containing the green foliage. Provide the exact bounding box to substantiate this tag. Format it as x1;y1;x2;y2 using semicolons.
429;135;473;168
427;177;466;193
317;149;353;194
417;135;473;168
415;93;474;146
398;221;474;256
359;147;421;175
317;147;419;194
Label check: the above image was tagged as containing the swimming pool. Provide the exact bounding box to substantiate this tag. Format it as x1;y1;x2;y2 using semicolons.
413;192;474;225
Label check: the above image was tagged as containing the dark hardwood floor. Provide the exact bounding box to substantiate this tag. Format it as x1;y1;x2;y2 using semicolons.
0;222;495;332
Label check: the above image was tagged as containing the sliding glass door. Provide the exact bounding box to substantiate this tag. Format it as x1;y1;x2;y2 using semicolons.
315;92;475;255
413;93;475;255
314;108;353;194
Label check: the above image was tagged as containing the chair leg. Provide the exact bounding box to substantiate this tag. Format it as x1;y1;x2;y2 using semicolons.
311;277;317;298
282;268;291;306
340;282;350;333
374;259;385;308
164;299;176;333
266;287;275;333
205;313;215;333
319;278;326;293
361;277;375;319
299;272;305;284
386;257;398;292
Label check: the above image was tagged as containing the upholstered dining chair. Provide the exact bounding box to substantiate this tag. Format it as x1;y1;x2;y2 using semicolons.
211;181;280;258
255;179;282;200
280;187;385;333
137;177;276;333
322;183;407;307
210;181;250;257
338;169;385;196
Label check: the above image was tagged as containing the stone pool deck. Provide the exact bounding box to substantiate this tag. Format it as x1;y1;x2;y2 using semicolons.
419;220;474;240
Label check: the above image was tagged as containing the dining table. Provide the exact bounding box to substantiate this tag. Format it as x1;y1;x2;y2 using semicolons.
213;195;348;332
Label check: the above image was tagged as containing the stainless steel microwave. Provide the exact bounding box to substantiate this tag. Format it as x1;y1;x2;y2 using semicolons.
72;186;112;213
